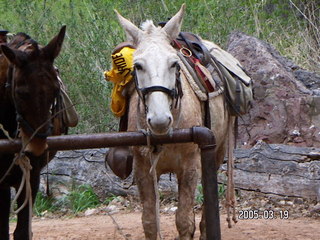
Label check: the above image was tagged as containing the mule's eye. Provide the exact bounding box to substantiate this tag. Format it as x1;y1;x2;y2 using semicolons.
170;61;179;69
16;88;29;99
134;63;143;71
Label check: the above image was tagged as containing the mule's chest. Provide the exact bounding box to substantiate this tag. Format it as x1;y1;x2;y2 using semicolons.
136;142;201;175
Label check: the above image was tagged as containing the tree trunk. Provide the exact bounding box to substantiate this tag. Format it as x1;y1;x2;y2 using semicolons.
219;141;320;200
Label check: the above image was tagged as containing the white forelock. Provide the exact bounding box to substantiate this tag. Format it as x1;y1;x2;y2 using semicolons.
140;20;156;32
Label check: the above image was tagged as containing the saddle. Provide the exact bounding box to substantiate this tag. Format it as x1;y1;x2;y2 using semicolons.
174;32;216;92
173;32;253;116
176;32;212;67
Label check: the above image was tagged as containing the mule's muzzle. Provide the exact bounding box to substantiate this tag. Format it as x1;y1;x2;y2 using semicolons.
147;114;173;135
20;129;48;156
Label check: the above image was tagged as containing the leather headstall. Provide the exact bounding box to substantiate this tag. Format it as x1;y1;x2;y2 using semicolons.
9;66;60;139
132;64;183;113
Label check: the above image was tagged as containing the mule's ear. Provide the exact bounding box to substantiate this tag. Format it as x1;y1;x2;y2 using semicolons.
1;45;25;67
115;9;143;46
42;25;66;61
163;4;186;40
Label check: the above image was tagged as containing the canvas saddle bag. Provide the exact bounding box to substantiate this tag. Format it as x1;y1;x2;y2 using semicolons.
55;70;79;128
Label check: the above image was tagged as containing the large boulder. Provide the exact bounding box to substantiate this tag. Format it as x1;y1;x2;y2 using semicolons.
227;31;320;147
40;149;132;200
40;149;178;200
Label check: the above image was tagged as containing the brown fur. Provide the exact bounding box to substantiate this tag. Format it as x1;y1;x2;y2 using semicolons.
0;27;67;240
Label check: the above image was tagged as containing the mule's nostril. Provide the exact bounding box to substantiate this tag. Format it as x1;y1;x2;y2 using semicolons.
148;118;151;124
168;116;172;125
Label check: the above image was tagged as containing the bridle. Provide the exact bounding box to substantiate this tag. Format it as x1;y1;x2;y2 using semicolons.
3;37;61;139
2;37;48;138
9;65;59;139
132;63;183;113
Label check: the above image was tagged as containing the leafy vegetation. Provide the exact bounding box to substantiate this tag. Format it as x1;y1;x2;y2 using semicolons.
33;192;59;217
195;183;226;204
67;184;100;214
102;193;119;205
0;0;318;133
33;184;101;216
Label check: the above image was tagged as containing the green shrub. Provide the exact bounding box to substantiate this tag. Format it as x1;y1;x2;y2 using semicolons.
102;194;118;205
33;192;58;217
195;183;226;204
67;184;101;214
33;184;102;216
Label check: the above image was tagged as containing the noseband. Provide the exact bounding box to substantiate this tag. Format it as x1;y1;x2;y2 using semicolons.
132;64;183;113
15;112;53;139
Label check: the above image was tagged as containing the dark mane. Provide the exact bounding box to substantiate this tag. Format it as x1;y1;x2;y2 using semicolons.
8;32;31;46
8;32;39;54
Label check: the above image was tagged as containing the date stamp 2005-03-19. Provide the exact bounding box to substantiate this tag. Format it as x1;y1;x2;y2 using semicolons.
238;209;289;220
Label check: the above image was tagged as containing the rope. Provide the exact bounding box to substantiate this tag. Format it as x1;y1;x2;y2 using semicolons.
146;131;162;240
0;123;13;141
226;118;237;228
10;153;33;239
107;211;130;240
45;151;51;196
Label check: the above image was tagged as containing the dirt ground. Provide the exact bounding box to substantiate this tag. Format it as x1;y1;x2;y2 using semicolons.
10;211;320;240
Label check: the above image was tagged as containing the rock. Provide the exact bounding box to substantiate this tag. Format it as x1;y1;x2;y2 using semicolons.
294;69;320;93
106;204;120;214
167;206;178;213
162;204;178;214
286;201;294;206
219;143;320;200
227;31;320;147
40;149;178;201
311;203;320;213
84;208;99;216
293;198;304;205
40;149;134;200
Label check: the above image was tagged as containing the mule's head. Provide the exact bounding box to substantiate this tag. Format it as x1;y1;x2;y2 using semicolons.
116;5;185;135
0;26;66;156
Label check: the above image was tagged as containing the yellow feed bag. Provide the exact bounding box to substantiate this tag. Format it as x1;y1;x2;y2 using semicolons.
104;46;135;117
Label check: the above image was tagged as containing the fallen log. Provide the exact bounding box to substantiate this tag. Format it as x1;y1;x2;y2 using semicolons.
219;141;320;200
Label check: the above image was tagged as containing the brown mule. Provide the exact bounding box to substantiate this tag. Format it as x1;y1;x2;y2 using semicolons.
0;26;72;240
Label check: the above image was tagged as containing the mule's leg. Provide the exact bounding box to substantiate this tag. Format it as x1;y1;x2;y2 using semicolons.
135;156;158;240
14;158;41;240
0;187;11;240
176;168;198;240
13;185;30;240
